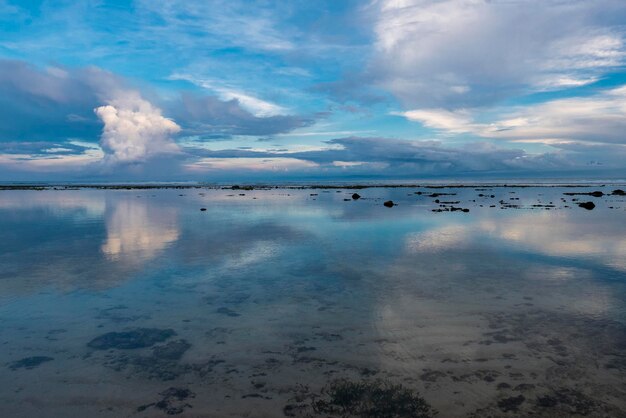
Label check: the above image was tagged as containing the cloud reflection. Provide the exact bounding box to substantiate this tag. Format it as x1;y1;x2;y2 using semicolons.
101;197;179;262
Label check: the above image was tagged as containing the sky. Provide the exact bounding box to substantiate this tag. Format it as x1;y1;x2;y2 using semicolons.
1;0;626;182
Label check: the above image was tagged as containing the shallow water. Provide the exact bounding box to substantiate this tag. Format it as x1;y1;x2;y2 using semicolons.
1;186;625;417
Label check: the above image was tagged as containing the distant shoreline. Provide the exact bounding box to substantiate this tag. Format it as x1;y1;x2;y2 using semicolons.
1;182;625;191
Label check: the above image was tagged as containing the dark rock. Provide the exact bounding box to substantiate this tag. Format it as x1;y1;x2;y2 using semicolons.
420;370;447;383
283;404;307;417
152;340;191;361
383;200;394;207
498;395;525;412
514;383;535;391
611;189;626;196
352;193;361;200
311;379;434;418
536;395;558;408
87;328;176;350
200;208;207;211
536;388;600;415
564;191;604;197
578;201;595;210
8;356;54;370
216;307;240;317
138;387;195;415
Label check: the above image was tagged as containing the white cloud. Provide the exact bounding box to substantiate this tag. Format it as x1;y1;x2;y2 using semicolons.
399;85;626;146
171;74;287;117
216;89;287;117
369;0;626;107
94;92;181;164
185;157;318;172
395;108;476;133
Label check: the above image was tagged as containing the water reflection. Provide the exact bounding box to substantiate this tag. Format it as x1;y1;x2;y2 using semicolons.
405;210;626;272
101;197;179;263
0;187;625;417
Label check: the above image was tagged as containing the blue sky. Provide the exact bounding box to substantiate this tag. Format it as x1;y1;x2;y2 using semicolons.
1;0;626;181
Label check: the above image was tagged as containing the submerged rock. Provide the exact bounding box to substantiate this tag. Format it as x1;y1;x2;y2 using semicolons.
216;307;241;317
87;328;176;350
152;339;191;361
611;189;626;196
137;387;195;415
578;201;596;210
352;193;361;200
383;200;394;207
498;395;525;412
200;208;207;211
8;356;53;370
311;378;434;418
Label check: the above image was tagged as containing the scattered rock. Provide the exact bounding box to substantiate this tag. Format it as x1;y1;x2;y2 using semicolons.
200;208;207;211
420;370;447;383
311;379;435;418
498;395;525;412
514;383;535;391
87;328;176;350
578;201;595;210
8;356;54;370
352;193;361;200
152;340;191;361
383;200;394;207
137;387;195;415
216;307;241;317
533;388;602;415
611;189;626;196
564;191;603;197
536;395;558;408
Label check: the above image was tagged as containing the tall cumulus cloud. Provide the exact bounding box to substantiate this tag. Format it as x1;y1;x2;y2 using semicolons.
95;93;181;164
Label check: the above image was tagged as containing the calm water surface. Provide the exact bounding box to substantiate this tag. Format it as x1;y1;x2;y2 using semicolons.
0;186;625;417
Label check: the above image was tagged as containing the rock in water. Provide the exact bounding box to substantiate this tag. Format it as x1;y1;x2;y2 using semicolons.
611;189;625;196
383;200;394;207
578;201;595;210
152;339;191;360
87;328;176;350
200;208;207;211
8;356;54;370
352;193;361;200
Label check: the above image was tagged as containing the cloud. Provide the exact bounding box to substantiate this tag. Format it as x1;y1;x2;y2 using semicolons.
172;93;314;138
171;74;288;117
135;0;296;53
186;157;318;172
0;59;119;143
0;59;314;147
95;92;181;164
368;0;626;108
396;109;476;133
398;85;626;146
184;136;576;176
